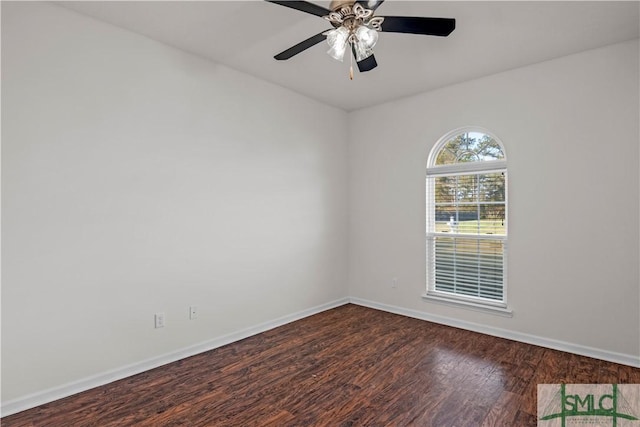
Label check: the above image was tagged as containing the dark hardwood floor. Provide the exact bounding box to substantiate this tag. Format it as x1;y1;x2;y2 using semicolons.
3;304;639;426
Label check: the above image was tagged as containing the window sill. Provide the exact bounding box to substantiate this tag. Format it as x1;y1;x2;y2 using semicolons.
421;293;513;317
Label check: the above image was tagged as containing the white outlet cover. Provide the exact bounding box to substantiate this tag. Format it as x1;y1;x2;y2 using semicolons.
155;313;165;328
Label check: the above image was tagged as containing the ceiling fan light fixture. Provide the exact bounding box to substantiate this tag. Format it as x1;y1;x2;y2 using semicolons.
266;0;456;77
327;26;349;61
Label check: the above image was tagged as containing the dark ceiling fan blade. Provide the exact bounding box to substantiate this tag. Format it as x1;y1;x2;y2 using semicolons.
264;1;332;18
351;45;378;72
356;0;385;11
380;16;455;36
274;32;328;60
353;49;378;72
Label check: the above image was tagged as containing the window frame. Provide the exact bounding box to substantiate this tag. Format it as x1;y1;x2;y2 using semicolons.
424;127;511;315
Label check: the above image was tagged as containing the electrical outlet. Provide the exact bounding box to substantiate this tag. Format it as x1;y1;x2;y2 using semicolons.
189;306;197;320
392;277;398;288
155;313;165;328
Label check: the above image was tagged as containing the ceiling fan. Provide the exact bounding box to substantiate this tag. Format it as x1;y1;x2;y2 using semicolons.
265;0;455;78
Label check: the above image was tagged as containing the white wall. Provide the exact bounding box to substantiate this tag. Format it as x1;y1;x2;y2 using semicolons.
1;2;348;403
348;39;640;360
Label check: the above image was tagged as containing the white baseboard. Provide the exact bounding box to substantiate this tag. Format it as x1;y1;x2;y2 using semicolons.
349;297;640;368
4;296;638;417
1;297;350;417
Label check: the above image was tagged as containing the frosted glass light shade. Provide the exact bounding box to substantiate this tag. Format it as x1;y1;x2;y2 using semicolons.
326;27;349;61
353;26;378;61
356;25;378;49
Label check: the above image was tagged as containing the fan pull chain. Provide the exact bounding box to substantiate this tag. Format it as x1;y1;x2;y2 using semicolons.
349;48;354;80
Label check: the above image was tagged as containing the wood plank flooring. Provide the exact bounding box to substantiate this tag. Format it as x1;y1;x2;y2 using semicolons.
3;304;639;426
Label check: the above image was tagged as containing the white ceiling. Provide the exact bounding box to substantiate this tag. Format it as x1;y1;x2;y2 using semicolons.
58;1;639;111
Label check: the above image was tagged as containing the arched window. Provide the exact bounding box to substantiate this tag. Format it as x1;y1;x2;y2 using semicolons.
426;128;508;310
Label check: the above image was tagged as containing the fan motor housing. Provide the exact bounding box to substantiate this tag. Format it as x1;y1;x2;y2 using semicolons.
329;0;356;12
